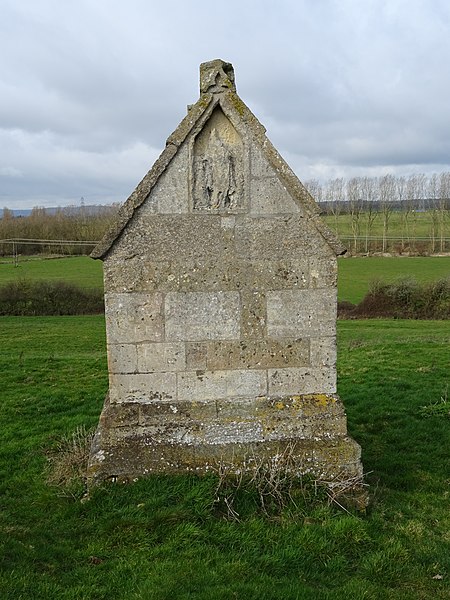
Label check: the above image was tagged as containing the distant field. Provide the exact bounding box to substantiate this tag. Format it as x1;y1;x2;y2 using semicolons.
323;210;450;254
0;255;449;304
323;210;446;238
0;256;103;289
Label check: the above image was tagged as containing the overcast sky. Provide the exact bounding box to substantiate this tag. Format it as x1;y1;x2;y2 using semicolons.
1;0;449;209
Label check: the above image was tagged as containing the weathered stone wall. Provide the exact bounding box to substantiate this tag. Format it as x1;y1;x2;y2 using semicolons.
103;118;338;403
88;60;363;492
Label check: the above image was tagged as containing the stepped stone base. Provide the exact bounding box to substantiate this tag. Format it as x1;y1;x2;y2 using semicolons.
87;392;366;507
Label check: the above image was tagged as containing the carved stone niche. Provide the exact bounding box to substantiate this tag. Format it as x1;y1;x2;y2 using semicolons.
191;107;245;212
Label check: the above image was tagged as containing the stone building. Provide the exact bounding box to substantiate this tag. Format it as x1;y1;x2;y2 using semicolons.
88;60;364;492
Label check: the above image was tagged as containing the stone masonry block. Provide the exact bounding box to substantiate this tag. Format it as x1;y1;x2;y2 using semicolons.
257;394;345;419
165;291;240;341
101;402;140;429
112;424;198;445
240;290;266;339
220;215;236;229
250;145;275;178
310;336;337;368
137;342;186;373
235;216;321;260
266;289;337;338
139;144;189;215
185;343;208;370
205;339;310;370
103;256;152;295
262;414;348;441
250;175;302;215
103;257;310;294
309;255;337;287
268;367;336;396
109;372;177;404
105;292;164;344
260;259;308;290
138;399;219;424
108;344;138;374
113;215;234;263
202;421;264;444
177;369;267;402
142;260;229;293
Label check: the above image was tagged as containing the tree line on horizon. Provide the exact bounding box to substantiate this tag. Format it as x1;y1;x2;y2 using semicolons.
1;171;449;256
305;171;449;254
305;171;450;211
0;203;119;256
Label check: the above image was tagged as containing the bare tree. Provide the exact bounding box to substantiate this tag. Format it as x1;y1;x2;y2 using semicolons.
438;172;450;253
1;207;14;221
394;176;406;251
304;179;323;204
361;176;378;253
347;177;363;253
327;177;345;233
404;175;419;251
379;174;396;253
0;203;120;257
428;173;440;253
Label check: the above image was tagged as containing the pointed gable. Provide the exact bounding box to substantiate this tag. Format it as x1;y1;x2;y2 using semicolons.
91;59;345;260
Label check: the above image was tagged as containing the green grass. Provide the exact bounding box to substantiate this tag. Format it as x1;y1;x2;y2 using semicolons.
0;256;103;289
1;254;449;305
323;210;447;239
338;255;450;303
1;316;449;599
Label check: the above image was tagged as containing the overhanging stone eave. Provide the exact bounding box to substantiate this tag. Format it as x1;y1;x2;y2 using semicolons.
90;93;216;260
217;91;346;256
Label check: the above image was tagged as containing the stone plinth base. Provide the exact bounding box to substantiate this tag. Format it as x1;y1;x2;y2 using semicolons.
87;392;367;507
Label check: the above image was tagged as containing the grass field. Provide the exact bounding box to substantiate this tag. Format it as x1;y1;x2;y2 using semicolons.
1;316;449;599
0;256;103;289
338;255;450;303
0;254;449;304
323;210;448;239
322;211;433;238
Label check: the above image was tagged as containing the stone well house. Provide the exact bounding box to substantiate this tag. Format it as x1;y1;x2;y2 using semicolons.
88;60;364;490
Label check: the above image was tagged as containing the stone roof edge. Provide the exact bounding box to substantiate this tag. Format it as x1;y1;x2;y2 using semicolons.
90;93;215;259
218;91;347;256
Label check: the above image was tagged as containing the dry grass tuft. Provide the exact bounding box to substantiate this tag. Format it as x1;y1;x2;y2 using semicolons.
45;425;94;497
213;444;368;520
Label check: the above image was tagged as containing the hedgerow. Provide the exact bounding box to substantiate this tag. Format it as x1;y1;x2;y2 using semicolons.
338;277;450;319
0;279;104;316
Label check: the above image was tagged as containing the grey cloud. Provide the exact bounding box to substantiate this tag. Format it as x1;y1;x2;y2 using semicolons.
1;0;449;208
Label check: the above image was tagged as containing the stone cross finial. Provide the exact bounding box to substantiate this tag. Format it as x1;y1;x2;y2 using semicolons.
200;59;236;94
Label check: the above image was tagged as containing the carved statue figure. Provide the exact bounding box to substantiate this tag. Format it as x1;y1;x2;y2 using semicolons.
194;127;240;210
